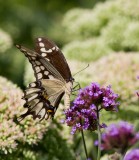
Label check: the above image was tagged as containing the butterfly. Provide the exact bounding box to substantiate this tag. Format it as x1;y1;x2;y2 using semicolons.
15;37;75;121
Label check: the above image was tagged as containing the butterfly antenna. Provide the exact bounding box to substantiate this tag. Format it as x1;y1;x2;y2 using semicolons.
73;64;89;77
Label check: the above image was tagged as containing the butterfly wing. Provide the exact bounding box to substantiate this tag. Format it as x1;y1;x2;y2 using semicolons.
15;44;64;81
16;37;73;121
18;81;55;121
35;37;72;81
41;79;65;110
16;37;73;82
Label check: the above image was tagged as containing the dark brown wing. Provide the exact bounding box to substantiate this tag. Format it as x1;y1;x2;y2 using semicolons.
15;44;63;81
35;37;72;81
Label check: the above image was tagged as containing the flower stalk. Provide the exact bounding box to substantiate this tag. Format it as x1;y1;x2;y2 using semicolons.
81;129;88;159
96;106;101;160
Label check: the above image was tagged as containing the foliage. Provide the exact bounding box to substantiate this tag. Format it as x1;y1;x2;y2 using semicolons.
63;1;119;40
62;38;112;62
24;60;35;86
123;21;139;51
101;17;139;52
0;29;25;87
88;53;139;105
0;28;12;53
36;125;75;160
63;0;139;40
62;0;139;62
100;17;130;51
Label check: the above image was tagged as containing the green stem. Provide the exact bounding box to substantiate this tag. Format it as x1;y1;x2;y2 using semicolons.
96;107;101;160
81;129;88;159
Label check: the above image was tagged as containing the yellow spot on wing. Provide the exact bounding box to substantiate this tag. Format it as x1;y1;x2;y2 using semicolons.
43;93;48;100
48;110;53;113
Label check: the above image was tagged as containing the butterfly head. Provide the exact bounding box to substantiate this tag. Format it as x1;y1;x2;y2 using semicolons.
66;77;74;83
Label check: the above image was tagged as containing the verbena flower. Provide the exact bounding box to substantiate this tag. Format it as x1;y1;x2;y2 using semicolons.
124;149;139;160
99;121;139;153
64;82;119;134
74;82;119;111
64;107;98;134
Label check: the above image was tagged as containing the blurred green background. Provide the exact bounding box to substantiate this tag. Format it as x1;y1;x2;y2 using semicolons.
0;0;139;159
0;0;105;88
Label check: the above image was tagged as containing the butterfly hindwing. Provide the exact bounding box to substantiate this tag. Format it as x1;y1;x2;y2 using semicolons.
41;79;65;109
18;81;55;121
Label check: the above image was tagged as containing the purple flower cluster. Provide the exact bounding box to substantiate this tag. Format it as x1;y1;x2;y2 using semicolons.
64;107;98;134
64;82;119;134
74;82;119;111
100;121;139;152
124;149;139;160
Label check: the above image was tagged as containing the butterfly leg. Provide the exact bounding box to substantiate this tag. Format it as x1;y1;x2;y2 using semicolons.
71;82;81;96
72;81;81;92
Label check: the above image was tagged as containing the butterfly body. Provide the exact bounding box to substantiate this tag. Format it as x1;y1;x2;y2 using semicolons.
16;37;74;121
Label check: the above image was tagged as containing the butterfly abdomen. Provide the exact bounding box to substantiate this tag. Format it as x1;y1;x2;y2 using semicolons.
64;81;73;108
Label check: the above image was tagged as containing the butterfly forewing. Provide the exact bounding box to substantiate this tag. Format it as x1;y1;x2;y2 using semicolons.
35;37;72;81
15;44;63;81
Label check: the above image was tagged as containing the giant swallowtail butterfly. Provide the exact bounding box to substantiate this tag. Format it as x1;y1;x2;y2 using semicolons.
16;37;74;121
